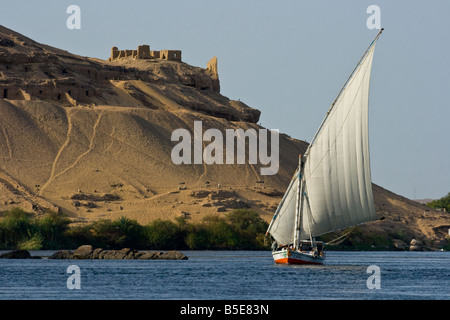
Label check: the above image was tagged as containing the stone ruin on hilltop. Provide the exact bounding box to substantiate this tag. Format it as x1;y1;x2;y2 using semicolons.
108;45;182;62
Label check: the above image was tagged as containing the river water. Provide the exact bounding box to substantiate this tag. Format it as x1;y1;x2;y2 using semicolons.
0;250;448;300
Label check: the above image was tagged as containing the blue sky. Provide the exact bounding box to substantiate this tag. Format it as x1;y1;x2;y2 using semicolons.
1;1;449;200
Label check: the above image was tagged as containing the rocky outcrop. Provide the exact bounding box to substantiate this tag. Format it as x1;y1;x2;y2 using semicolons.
48;250;74;259
73;245;94;259
392;239;408;251
190;189;250;212
206;57;218;77
0;250;40;259
256;189;284;197
70;193;120;202
409;239;424;251
48;245;188;260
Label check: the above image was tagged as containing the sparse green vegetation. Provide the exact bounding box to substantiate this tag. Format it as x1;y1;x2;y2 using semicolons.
1;208;448;251
0;208;270;250
426;192;450;212
0;208;71;250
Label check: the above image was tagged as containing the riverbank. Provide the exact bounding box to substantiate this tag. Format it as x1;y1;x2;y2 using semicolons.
0;208;269;251
0;245;188;260
1;208;449;253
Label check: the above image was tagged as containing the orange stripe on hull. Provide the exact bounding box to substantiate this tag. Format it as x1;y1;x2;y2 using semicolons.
275;257;323;265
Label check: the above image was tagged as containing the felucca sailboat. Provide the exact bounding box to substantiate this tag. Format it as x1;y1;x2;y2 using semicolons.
266;30;384;265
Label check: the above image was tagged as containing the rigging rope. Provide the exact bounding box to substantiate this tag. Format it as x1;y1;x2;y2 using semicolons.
325;227;357;246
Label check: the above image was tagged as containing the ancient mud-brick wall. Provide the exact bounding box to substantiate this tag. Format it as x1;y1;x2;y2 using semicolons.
110;45;152;61
159;50;182;61
110;47;120;60
109;45;182;62
206;56;220;93
206;56;218;77
150;51;160;59
137;45;150;59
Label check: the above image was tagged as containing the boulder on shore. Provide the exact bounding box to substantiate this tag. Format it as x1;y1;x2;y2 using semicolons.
161;250;189;260
48;250;74;259
409;239;424;251
0;246;188;260
73;245;93;259
0;250;40;259
48;245;188;260
392;239;408;251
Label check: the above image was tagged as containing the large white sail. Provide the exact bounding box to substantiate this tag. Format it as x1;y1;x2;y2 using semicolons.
297;43;377;239
267;34;380;245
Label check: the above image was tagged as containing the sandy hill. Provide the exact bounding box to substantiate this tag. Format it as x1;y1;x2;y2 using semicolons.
0;25;448;249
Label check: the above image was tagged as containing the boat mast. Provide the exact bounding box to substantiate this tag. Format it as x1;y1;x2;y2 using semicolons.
293;155;304;249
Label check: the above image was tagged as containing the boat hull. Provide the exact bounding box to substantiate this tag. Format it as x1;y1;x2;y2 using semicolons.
272;249;324;265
